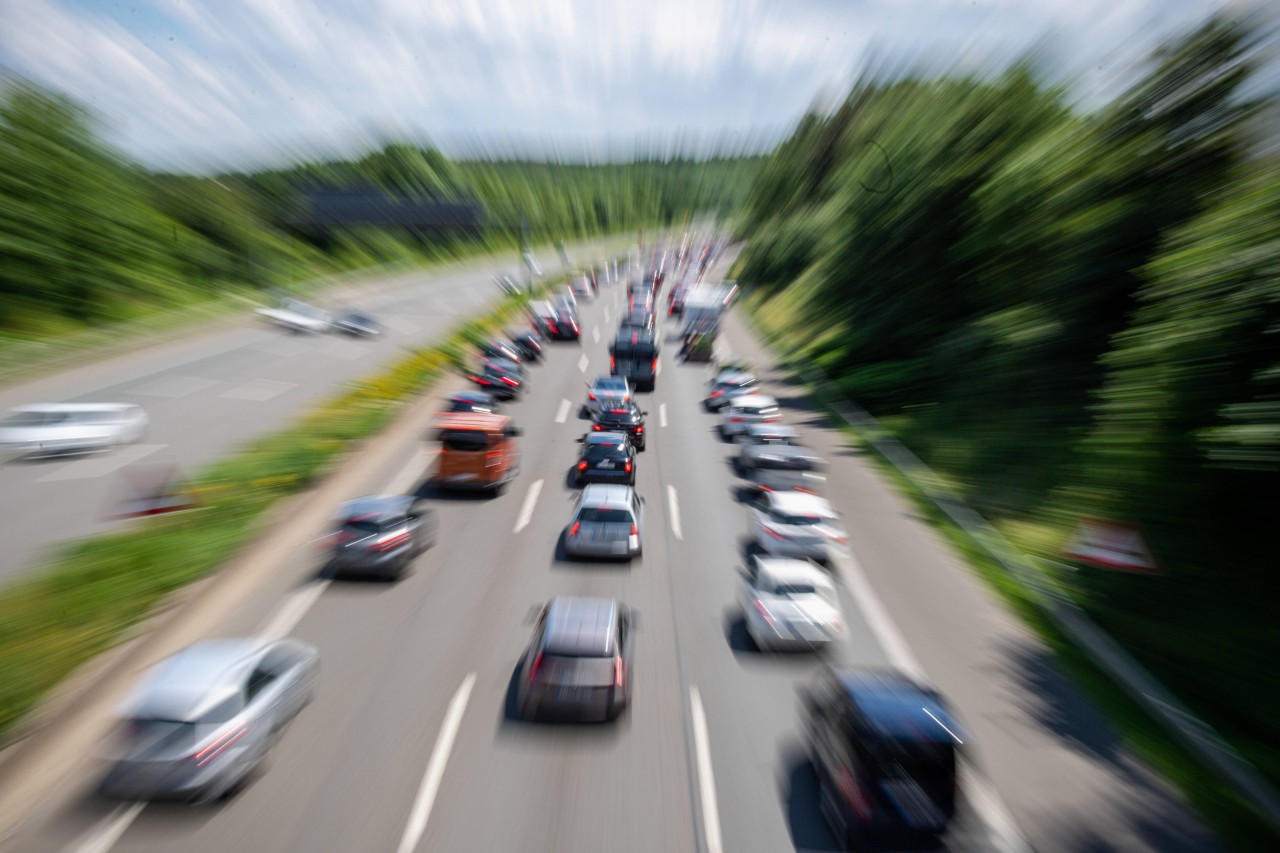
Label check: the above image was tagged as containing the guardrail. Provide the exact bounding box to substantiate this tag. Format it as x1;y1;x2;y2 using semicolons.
790;362;1280;836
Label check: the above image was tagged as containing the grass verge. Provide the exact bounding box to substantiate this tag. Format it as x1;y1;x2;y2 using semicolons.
739;292;1277;851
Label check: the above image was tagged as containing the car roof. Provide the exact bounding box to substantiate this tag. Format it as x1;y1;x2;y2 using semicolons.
614;329;656;344
9;403;137;414
543;596;618;657
767;490;835;515
338;494;415;522
584;432;628;446
728;394;778;408
832;668;965;745
131;639;263;722
754;557;833;588
747;423;798;437
579;483;636;508
435;412;512;431
714;372;755;385
746;444;819;461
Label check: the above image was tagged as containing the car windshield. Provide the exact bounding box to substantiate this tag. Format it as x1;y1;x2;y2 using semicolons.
576;507;633;524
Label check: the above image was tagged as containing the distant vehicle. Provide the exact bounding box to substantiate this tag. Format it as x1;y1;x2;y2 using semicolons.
429;412;523;493
550;302;581;341
803;668;965;845
517;596;634;722
736;423;801;450
719;393;782;439
574;432;636;486
705;371;758;409
591;402;648;451
585;375;633;418
508;329;543;362
328;495;436;580
571;273;595;300
527;301;559;337
441;391;502;415
468;358;525;400
478;338;524;364
748;489;847;563
255;298;331;334
100;638;318;804
332;310;381;337
0;403;148;458
618;307;656;334
610;329;659;392
563;484;645;560
739;556;844;650
740;445;827;494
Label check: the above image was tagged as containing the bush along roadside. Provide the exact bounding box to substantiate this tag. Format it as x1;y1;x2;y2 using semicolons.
0;266;567;743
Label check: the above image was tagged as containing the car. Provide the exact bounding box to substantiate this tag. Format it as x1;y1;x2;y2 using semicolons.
527;301;559;337
516;596;634;722
442;390;502;415
99;638;319;804
610;329;659;392
591;402;648;450
571;273;595;300
740;444;827;494
0;403;148;458
430;412;523;493
327;495;436;580
719;393;782;439
739;556;844;650
332;310;381;337
478;338;524;364
704;372;758;410
748;489;847;562
255;298;331;334
563;484;644;560
736;423;801;450
550;302;581;341
468;358;525;400
585;375;633;418
574;432;636;486
803;668;965;845
508;329;543;362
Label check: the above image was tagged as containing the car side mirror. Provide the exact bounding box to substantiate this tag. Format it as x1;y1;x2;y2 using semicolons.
641;411;649;417
507;427;523;437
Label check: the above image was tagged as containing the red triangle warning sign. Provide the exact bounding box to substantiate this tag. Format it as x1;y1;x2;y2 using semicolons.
1063;518;1160;573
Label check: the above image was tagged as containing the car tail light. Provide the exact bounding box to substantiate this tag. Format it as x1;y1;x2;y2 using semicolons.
730;417;743;423
624;460;632;473
753;600;776;625
614;656;625;687
764;527;784;540
473;377;491;385
635;425;644;433
795;487;816;495
486;450;502;467
710;390;723;398
610;357;616;371
500;376;519;387
194;724;250;767
630;523;638;536
651;358;658;373
374;532;412;552
577;460;588;471
570;521;581;536
529;651;544;682
588;392;596;400
548;321;558;333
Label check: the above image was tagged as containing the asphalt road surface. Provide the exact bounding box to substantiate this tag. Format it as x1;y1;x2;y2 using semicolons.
6;251;1219;852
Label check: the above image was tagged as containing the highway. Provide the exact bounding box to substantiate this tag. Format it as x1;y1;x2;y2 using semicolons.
0;248;603;583
4;249;1218;852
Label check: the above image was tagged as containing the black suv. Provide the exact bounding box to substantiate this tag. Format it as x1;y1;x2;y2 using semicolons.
591;403;648;451
803;667;964;847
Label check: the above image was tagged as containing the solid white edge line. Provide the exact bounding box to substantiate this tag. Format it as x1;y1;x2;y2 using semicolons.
259;580;331;643
689;687;724;853
659;403;668;428
396;673;476;853
554;398;571;424
68;802;145;853
667;485;683;540
513;478;543;533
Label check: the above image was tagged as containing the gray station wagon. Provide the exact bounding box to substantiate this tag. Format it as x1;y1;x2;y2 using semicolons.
517;596;634;722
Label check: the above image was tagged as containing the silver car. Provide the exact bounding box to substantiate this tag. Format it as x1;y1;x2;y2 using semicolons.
100;638;319;803
739;556;844;651
563;484;644;560
0;403;148;457
748;489;847;563
719;394;783;439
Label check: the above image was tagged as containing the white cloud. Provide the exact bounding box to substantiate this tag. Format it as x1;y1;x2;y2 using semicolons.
0;0;1225;170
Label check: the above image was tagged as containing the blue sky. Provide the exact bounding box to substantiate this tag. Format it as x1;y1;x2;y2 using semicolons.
0;0;1236;171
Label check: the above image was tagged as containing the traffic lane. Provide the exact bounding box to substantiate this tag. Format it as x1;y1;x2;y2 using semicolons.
716;311;1218;852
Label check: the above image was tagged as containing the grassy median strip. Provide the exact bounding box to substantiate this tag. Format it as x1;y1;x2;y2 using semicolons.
0;286;534;743
739;295;1276;851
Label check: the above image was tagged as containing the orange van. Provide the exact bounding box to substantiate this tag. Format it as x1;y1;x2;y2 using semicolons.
430;412;523;493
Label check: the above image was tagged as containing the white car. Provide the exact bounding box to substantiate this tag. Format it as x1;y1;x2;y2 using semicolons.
748;490;847;563
0;403;148;457
255;298;331;333
719;394;782;439
586;375;632;418
739;556;844;650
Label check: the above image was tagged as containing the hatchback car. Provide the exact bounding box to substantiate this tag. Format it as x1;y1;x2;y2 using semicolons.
563;484;644;560
100;638;319;804
332;310;381;337
704;372;758;411
575;433;636;486
550;303;581;341
591;403;648;451
585;375;633;418
508;329;543;362
719;394;782;439
749;490;847;562
441;390;502;415
803;668;965;845
328;495;436;580
739;556;843;651
0;403;148;458
469;358;525;400
478;339;524;364
517;597;633;722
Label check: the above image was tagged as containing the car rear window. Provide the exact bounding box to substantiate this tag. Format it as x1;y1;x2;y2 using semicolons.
585;444;628;460
577;507;633;523
342;519;382;534
775;512;827;526
440;430;490;452
755;454;819;470
740;406;778;417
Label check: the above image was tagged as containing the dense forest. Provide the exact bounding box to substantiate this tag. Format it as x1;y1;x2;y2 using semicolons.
734;14;1279;787
0;85;760;335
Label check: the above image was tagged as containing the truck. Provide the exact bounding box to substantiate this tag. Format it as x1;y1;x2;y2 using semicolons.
679;281;739;362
